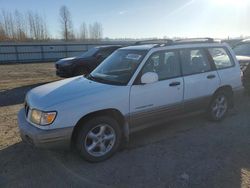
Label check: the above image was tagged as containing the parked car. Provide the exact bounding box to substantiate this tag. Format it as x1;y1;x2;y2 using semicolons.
55;45;121;77
18;39;242;162
233;39;250;92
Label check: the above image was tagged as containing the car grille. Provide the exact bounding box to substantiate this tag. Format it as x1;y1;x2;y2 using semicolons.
24;102;30;118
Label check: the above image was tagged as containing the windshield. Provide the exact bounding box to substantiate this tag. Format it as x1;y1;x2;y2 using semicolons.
233;43;250;56
79;47;99;58
88;49;147;85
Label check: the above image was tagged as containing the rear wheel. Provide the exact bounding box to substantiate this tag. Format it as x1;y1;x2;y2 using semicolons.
76;116;122;162
208;91;229;121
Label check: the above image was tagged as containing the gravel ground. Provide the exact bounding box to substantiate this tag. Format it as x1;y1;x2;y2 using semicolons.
0;63;250;188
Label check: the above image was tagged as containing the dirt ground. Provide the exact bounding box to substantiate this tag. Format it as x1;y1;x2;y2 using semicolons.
0;63;250;188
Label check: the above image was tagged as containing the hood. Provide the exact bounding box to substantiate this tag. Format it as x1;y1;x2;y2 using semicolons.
61;57;76;61
74;55;94;61
56;57;76;65
26;76;114;109
56;56;94;65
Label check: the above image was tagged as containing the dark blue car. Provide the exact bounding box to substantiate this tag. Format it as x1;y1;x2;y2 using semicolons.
55;45;121;77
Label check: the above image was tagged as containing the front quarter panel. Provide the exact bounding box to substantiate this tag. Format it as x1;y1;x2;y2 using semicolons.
46;85;130;129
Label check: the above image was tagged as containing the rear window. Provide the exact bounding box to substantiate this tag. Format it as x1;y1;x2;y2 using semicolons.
208;48;234;69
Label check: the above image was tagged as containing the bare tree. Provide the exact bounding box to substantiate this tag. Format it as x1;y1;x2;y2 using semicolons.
89;22;103;40
1;10;15;39
0;9;49;41
0;22;6;41
59;5;74;41
79;22;88;40
0;8;105;42
27;11;49;40
14;10;27;41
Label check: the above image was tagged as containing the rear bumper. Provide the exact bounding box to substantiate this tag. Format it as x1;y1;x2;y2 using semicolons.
233;86;244;103
234;86;244;94
18;108;73;149
242;77;250;90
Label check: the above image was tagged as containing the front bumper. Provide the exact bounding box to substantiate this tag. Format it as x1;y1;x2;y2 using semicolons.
18;108;73;149
55;64;73;78
56;69;72;78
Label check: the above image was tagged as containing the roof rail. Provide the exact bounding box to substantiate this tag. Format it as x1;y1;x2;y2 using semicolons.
175;38;215;44
242;38;250;42
133;38;219;49
134;39;174;45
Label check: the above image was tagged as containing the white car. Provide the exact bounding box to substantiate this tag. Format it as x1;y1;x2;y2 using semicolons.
18;39;243;162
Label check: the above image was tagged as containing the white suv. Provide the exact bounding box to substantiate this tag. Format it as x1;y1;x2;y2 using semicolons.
18;39;243;162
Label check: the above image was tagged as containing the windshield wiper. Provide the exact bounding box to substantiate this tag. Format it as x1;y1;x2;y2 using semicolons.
86;74;97;81
86;74;125;85
86;74;107;83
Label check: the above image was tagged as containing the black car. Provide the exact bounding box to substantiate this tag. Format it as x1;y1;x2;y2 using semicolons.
233;39;250;92
55;45;121;77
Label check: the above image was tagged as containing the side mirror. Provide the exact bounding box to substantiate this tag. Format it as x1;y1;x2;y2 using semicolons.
141;72;159;84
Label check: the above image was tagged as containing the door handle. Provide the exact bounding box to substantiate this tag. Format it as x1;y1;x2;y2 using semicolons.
169;82;181;87
207;74;216;79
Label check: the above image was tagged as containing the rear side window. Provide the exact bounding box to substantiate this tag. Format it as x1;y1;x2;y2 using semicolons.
208;48;234;69
180;49;212;75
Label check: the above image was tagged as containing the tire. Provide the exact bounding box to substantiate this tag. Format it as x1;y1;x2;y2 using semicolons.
208;91;229;121
74;67;89;76
76;116;122;162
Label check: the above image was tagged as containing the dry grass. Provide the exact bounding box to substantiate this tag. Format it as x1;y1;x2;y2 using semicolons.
0;62;59;91
0;62;60;149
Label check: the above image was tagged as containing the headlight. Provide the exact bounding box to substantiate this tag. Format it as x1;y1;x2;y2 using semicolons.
30;109;42;125
30;109;57;126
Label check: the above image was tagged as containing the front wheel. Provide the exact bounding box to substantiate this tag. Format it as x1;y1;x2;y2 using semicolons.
76;116;122;162
208;92;229;121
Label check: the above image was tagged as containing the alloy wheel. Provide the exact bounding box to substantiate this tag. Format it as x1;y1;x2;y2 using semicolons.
211;95;228;120
84;124;116;157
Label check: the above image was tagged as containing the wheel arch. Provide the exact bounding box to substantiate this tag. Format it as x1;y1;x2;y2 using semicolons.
212;85;234;107
71;108;129;146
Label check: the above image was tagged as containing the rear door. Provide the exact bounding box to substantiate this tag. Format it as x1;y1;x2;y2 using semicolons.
208;47;242;90
179;48;220;112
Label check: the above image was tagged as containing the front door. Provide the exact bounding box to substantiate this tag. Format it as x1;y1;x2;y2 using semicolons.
129;50;184;132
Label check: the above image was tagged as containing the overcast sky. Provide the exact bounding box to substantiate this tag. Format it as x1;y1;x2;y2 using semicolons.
1;0;250;39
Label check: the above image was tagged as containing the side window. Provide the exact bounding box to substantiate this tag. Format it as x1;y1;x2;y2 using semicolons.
142;51;181;81
208;48;234;69
180;49;212;75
